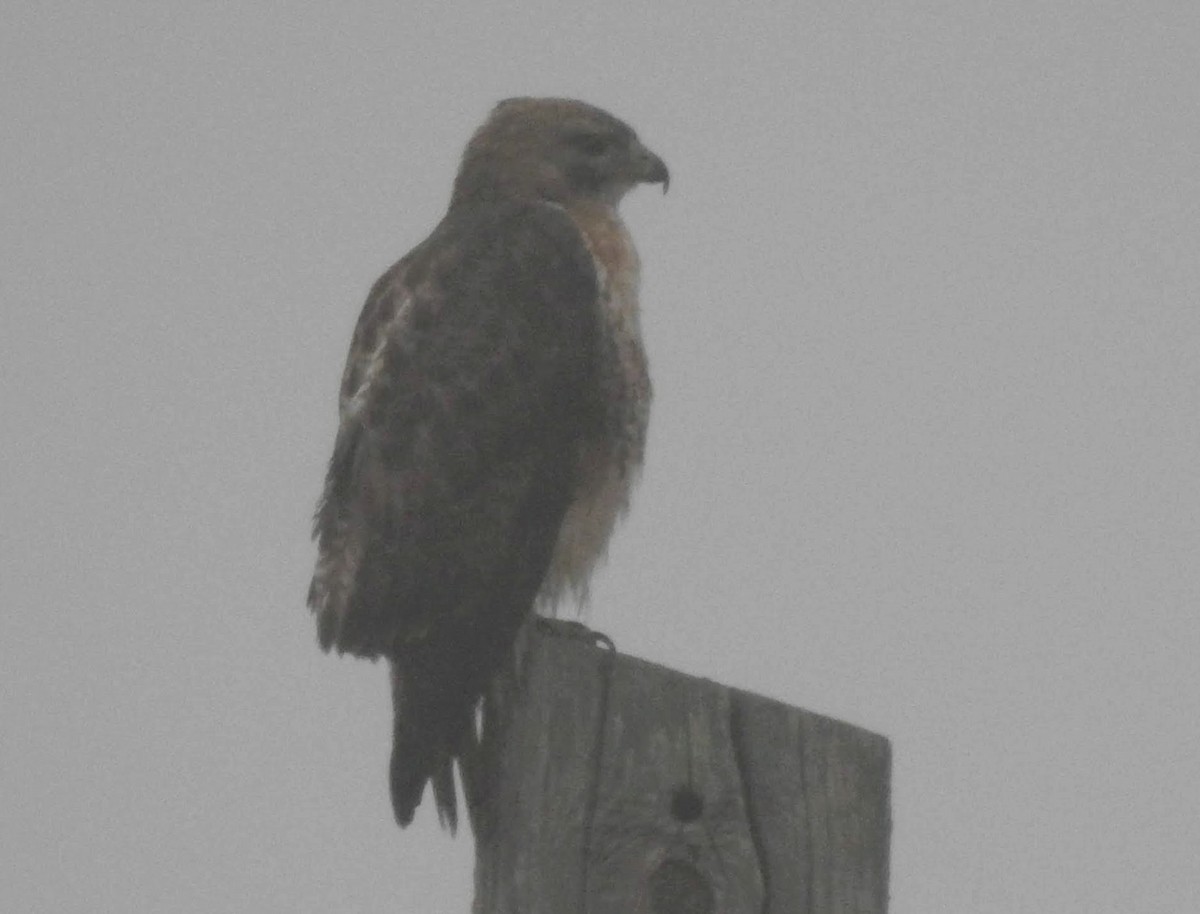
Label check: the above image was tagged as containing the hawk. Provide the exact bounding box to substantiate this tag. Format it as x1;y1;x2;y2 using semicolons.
308;98;668;831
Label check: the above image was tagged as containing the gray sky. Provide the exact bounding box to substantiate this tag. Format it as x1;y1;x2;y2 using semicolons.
4;3;1198;911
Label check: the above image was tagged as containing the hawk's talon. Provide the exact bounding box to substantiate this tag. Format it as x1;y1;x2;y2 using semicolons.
533;616;617;654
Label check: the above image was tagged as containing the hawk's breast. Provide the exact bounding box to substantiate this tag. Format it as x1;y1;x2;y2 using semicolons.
538;201;651;609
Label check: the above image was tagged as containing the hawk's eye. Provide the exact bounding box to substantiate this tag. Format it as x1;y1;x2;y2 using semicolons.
567;131;613;157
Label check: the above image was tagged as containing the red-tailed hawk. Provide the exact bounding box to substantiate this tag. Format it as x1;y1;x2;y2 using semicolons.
308;98;667;831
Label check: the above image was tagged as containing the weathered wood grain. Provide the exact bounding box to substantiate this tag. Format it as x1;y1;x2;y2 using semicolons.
472;622;890;913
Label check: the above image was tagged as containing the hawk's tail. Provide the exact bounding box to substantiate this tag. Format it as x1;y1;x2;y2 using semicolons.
388;662;477;833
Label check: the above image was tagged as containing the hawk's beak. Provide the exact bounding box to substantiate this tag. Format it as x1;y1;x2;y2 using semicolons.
633;145;670;194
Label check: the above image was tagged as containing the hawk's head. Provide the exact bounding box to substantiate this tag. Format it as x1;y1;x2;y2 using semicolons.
451;98;669;209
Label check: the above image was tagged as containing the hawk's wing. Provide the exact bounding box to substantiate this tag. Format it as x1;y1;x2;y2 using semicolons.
308;200;602;660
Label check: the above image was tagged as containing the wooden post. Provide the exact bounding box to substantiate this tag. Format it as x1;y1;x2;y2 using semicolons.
471;622;891;914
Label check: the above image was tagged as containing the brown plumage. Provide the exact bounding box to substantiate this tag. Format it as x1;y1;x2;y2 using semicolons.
308;98;667;832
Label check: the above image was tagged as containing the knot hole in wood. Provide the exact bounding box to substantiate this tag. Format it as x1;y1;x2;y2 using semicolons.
648;857;714;914
668;785;704;823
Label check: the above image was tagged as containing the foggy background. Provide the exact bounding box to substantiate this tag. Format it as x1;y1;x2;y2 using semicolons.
4;3;1198;911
